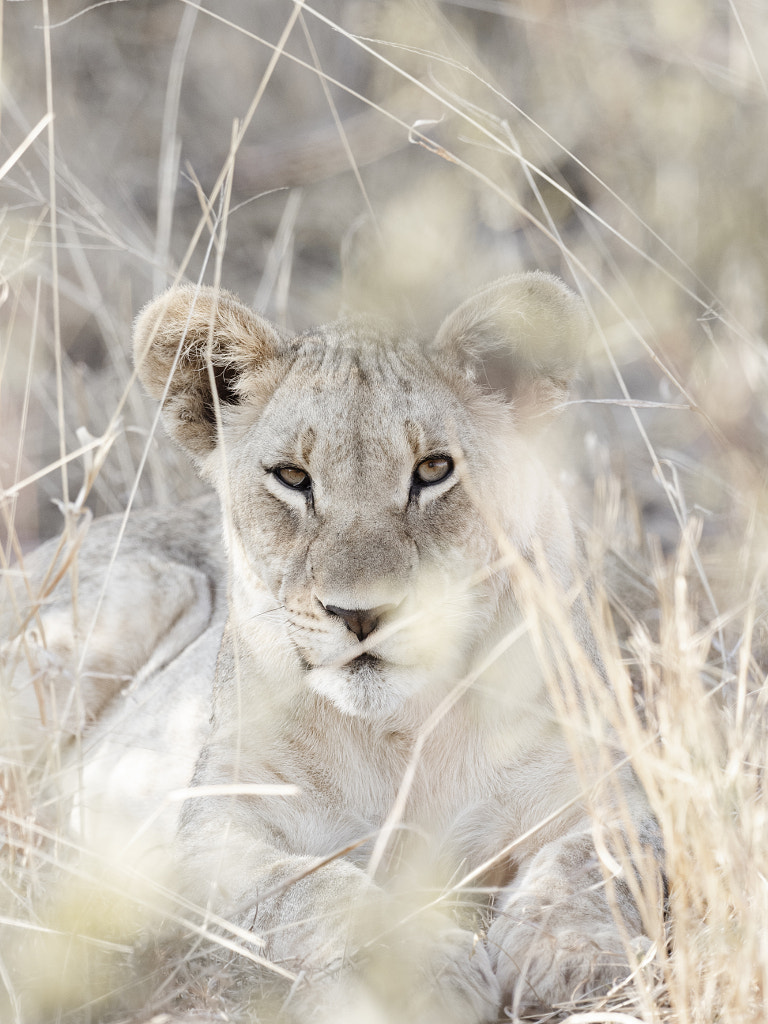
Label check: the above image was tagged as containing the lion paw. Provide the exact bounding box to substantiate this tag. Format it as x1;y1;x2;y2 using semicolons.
423;927;501;1023
291;927;499;1024
487;915;631;1015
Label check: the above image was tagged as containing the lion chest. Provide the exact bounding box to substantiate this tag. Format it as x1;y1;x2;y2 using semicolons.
256;700;572;878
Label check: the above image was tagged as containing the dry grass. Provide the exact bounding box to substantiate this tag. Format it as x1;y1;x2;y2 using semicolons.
1;0;767;1021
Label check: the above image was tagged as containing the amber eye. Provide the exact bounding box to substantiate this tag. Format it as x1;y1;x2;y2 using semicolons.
274;466;311;491
414;456;453;487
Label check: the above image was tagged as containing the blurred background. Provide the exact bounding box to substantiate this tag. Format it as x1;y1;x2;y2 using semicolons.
1;0;766;559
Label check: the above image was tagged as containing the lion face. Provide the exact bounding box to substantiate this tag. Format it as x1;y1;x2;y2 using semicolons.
133;275;588;720
223;322;509;717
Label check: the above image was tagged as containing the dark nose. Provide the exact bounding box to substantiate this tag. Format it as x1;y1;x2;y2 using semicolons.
323;604;395;642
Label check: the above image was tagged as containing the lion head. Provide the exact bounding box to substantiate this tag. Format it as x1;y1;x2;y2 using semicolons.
133;274;588;721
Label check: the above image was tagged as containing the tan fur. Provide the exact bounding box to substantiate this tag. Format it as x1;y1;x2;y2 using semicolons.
3;275;663;1021
0;498;224;851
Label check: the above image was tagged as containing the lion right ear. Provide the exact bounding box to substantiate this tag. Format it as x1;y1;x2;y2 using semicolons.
133;285;283;459
432;272;589;423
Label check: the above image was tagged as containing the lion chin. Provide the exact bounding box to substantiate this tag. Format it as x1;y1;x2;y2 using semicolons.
306;655;427;721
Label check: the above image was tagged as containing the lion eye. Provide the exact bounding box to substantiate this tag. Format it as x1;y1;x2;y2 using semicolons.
274;466;311;491
414;456;453;486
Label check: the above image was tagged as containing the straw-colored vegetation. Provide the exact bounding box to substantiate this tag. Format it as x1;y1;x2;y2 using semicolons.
1;1;766;1022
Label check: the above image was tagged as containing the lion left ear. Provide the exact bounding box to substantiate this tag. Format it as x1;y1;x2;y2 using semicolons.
432;272;589;421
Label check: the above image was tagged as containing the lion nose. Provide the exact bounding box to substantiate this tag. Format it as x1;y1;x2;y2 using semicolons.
323;604;395;642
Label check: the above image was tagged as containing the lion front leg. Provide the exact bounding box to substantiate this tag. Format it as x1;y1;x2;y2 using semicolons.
487;826;659;1015
179;810;499;1023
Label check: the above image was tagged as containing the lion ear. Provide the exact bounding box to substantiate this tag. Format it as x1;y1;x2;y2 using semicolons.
433;272;589;421
133;285;283;458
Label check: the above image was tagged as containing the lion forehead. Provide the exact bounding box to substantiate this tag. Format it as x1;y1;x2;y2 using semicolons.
256;331;465;466
289;318;440;393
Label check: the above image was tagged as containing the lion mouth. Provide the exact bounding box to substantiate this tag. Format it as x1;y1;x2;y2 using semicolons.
347;652;381;671
297;648;384;672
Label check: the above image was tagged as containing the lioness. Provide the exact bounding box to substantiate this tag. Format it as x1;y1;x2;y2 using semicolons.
3;274;663;1021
